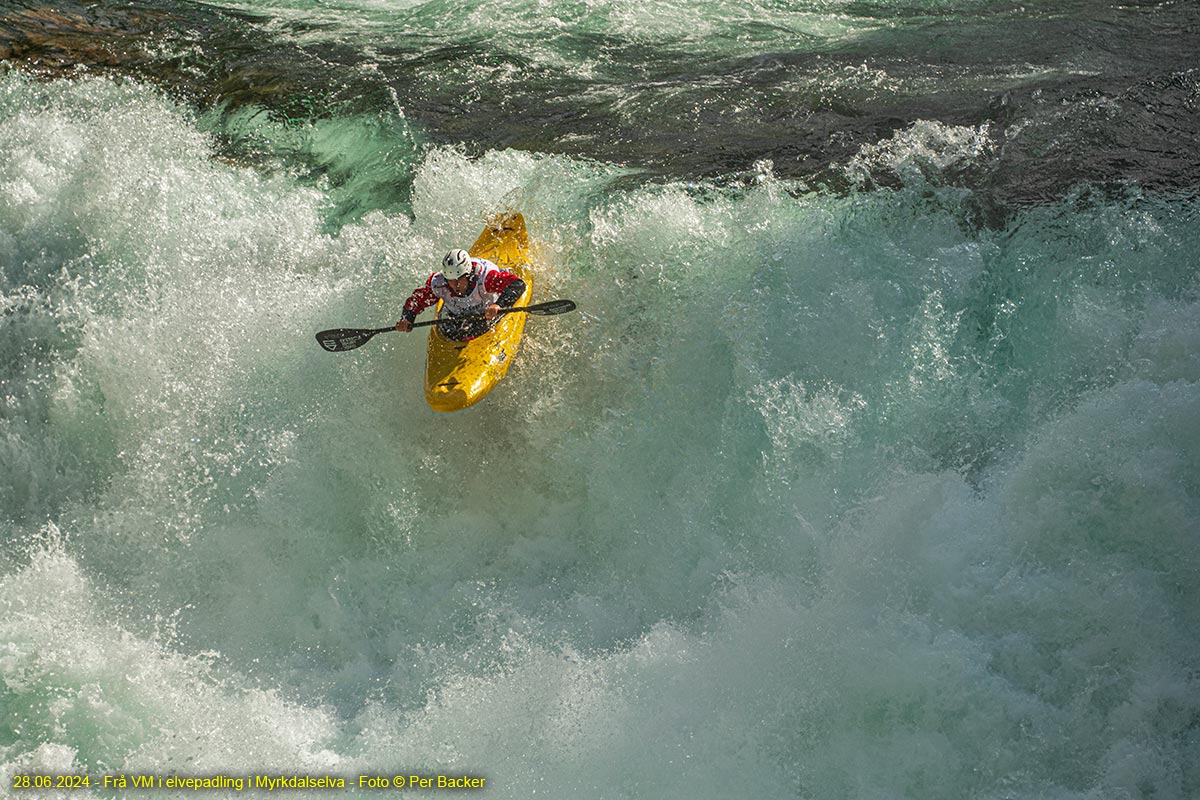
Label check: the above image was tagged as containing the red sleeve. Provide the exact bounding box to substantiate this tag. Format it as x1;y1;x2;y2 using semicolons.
483;269;519;294
403;274;440;317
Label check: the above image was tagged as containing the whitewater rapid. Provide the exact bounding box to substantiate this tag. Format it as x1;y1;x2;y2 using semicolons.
2;3;1199;797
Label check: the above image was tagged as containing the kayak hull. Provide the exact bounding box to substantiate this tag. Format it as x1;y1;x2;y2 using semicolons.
423;212;534;412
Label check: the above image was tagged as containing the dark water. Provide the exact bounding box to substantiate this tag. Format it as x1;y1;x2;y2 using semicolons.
4;0;1199;216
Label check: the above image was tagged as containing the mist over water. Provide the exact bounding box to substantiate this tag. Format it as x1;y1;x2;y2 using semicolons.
2;1;1199;798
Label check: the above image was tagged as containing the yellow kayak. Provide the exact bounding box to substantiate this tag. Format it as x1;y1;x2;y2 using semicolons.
424;212;535;412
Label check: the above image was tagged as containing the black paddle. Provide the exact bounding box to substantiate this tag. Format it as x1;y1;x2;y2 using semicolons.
315;299;577;352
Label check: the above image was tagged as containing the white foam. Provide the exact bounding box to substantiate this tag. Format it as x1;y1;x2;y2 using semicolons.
2;68;1198;799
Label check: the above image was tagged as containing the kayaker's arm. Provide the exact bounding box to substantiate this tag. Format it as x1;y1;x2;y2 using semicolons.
397;278;439;332
496;277;526;308
483;273;526;321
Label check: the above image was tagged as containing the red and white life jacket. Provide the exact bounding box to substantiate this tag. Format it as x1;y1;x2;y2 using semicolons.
430;258;503;318
402;257;523;328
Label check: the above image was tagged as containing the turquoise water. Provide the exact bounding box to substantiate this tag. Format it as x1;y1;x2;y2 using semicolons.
1;1;1199;797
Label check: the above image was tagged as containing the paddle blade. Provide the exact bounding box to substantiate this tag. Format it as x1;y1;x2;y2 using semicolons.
315;327;389;352
521;299;577;316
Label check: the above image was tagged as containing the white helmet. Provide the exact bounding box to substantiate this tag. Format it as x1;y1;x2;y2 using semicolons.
442;249;472;279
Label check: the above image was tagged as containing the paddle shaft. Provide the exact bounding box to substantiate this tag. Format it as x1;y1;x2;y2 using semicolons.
315;299;576;352
410;303;522;329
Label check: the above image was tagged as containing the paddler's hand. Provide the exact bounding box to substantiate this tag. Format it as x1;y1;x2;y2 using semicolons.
396;319;413;333
484;303;501;321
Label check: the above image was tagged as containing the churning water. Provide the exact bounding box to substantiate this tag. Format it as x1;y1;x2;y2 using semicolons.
1;0;1198;797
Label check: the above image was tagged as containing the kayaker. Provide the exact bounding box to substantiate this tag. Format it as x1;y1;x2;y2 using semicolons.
395;249;528;341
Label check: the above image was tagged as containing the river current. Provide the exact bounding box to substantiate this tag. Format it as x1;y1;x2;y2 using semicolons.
1;1;1198;798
